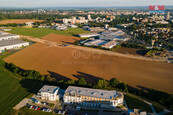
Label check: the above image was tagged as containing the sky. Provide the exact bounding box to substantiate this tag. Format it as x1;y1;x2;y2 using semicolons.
0;0;173;7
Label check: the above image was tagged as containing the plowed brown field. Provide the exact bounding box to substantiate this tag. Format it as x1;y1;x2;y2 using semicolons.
0;19;44;24
4;34;173;93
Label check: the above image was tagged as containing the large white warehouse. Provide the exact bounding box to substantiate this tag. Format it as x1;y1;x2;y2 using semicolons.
0;34;20;41
0;39;29;53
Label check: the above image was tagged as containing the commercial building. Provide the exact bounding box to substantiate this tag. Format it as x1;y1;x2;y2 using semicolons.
78;33;100;38
84;39;108;47
89;27;105;32
55;25;67;31
100;31;130;42
64;86;124;108
68;24;78;28
0;31;8;35
37;85;60;101
0;34;20;41
102;41;119;49
63;16;88;24
0;39;29;53
25;22;34;27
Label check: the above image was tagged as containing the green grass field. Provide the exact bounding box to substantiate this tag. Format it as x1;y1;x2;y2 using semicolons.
124;94;152;113
10;28;88;38
0;67;44;115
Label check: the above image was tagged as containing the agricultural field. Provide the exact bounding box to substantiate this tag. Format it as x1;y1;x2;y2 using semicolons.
0;19;44;24
4;33;173;93
9;27;88;38
0;67;44;115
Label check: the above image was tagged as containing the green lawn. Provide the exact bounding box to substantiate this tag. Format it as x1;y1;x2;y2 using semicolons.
0;52;16;59
10;27;88;38
0;67;44;115
124;94;152;113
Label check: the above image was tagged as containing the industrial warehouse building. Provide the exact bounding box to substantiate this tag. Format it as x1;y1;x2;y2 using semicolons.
64;86;124;108
78;33;100;38
99;31;130;42
0;39;29;53
0;33;20;41
0;31;29;53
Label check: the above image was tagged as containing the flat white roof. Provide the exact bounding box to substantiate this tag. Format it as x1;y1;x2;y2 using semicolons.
39;85;59;94
65;86;121;99
0;39;29;47
0;34;19;38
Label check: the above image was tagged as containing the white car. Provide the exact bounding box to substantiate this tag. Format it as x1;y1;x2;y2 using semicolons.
48;109;52;112
35;107;38;110
62;111;65;115
29;105;33;109
58;111;61;114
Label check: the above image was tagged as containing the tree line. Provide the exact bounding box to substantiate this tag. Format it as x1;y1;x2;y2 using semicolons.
0;59;172;110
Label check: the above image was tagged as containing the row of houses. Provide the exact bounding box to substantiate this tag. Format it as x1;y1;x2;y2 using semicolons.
0;31;29;53
37;85;124;108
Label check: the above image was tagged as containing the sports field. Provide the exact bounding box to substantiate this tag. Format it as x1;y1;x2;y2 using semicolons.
0;19;44;24
0;67;43;114
4;34;173;93
10;27;88;38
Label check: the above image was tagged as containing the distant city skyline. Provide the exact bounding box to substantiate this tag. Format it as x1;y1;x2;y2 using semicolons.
0;0;173;8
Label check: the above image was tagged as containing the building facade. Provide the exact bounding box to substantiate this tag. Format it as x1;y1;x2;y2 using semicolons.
64;86;124;108
37;85;60;101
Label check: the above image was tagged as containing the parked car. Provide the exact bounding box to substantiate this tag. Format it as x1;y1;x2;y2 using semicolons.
47;109;52;112
32;106;35;109
37;107;40;110
62;111;65;115
35;107;38;110
29;105;33;109
58;111;61;114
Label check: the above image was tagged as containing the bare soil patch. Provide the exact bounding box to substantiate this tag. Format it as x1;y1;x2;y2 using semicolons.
0;19;44;24
41;33;80;44
4;34;173;93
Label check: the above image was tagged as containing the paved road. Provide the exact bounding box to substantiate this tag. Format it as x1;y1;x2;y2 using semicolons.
21;35;166;62
13;98;29;110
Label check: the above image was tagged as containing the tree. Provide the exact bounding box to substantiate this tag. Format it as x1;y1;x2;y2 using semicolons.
94;79;109;89
76;77;87;86
109;78;119;88
117;82;128;92
65;80;75;85
13;67;19;74
33;71;40;79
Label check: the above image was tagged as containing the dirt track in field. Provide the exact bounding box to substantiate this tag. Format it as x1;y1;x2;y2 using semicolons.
0;19;44;24
4;34;173;93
